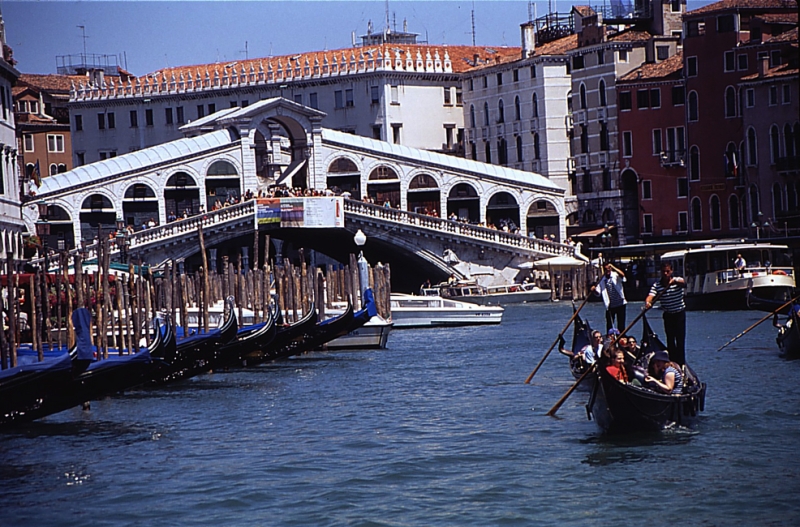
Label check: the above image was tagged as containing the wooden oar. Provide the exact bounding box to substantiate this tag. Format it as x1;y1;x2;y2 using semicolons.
524;286;595;384
717;292;800;351
545;288;667;417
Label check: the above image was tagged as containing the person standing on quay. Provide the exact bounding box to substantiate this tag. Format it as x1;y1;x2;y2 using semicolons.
596;262;627;333
645;262;687;366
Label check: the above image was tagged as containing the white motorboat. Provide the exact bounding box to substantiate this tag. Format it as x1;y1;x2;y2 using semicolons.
324;315;393;350
389;293;504;328
422;281;550;305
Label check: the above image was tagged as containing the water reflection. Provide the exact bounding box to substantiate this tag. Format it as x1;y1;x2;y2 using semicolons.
581;429;697;466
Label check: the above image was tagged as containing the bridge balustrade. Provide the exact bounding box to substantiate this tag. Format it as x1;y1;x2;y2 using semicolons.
343;199;573;257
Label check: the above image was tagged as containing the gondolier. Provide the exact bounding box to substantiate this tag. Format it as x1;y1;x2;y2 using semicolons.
645;262;686;366
595;263;627;333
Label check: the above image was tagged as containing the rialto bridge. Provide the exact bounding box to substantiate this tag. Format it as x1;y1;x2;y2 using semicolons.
24;98;574;290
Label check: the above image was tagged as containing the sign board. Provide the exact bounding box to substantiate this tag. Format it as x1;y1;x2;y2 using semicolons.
256;197;344;228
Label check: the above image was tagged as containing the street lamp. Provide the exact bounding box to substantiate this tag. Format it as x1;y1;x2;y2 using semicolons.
751;222;760;239
115;216;128;263
354;229;369;299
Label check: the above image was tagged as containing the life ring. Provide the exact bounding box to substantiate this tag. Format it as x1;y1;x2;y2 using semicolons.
773;270;787;275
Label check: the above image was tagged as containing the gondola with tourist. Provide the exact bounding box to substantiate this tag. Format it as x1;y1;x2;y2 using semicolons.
586;315;706;434
775;306;800;359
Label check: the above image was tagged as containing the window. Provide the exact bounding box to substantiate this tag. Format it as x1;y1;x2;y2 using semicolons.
165;108;173;125
746;88;755;108
650;88;661;108
582;169;593;193
294;94;303;105
724;51;735;72
514;96;521;121
622;131;633;157
482;76;488;89
580;124;589;154
76;152;85;166
597;50;605;65
671;0;681;12
769;85;778;105
129;110;138;128
334;90;343;109
469;78;474;91
782;84;791;104
729;195;741;229
345;89;354;107
533;133;540;160
642;180;653;200
579;84;587;109
310;92;319;109
687;56;698;77
23;134;34;152
717;14;735;33
532;93;539;117
573;55;584;70
484;102;490;126
518;135;525;162
497;100;504;123
678;211;688;233
443;87;452;105
97;113;105;130
485;141;492;163
455;87;462;106
600;122;609;152
47;134;64;153
372;125;382;140
241;100;248;107
513;69;519;82
470;105;476;128
618;49;628;62
678;178;688;198
737;54;748;71
230;100;237;108
637;89;650;109
667;127;685;159
657;46;670;61
643;214;653;234
770;124;780;164
208;103;215;114
602;168;612;190
619;91;632;111
392;123;402;144
496;72;503;86
75;114;83;131
652;129;663;155
691;197;702;231
530;65;536;78
672;86;685;106
710;195;721;230
176;106;185;124
197;104;205;119
49;163;58;176
725;86;737;117
391;85;399;104
747;128;757;165
371;86;380;104
688;91;699;121
689;146;700;180
145;109;154;126
599;80;607;107
773;183;784;216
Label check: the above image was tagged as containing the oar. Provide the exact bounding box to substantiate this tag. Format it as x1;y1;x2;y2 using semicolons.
717;292;800;351
524;286;595;384
545;287;666;417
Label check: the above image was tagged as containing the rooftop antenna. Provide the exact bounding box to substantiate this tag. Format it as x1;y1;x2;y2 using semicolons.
77;25;87;64
241;41;249;60
385;0;390;31
471;2;476;46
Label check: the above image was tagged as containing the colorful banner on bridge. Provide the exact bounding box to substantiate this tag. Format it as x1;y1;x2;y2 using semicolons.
256;197;344;228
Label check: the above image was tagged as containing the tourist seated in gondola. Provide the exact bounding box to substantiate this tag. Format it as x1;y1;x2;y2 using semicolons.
643;350;684;395
558;330;603;366
773;304;800;336
605;349;630;383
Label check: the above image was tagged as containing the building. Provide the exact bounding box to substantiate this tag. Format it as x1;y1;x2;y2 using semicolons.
0;12;24;265
617;52;687;241
566;1;684;245
460;16;578;239
14;74;79;191
682;0;797;238
67;23;520;176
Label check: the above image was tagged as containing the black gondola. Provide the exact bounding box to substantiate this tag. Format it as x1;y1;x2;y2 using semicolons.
586;315;707;434
775;307;800;359
242;302;319;365
565;310;595;390
746;288;795;315
1;308;172;429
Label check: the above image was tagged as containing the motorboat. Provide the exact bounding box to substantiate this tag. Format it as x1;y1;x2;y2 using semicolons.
660;242;795;310
389;293;504;328
422;281;550;305
324;315;393;350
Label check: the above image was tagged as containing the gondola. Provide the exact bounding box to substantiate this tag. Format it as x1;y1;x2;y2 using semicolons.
746;287;795;315
586;314;706;434
564;309;594;391
775;307;800;359
1;308;172;429
148;297;239;385
241;302;319;365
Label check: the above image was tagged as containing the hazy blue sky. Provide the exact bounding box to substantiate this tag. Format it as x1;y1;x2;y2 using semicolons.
3;1;715;76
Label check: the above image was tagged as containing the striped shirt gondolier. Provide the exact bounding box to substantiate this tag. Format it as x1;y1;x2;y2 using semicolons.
649;281;685;313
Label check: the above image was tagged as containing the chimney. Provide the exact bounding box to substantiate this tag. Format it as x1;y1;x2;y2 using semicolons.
521;21;536;58
473;53;480;66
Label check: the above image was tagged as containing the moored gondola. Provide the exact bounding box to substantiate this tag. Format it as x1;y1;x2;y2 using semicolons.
586;315;706;434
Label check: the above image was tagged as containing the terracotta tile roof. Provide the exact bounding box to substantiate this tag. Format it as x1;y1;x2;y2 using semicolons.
764;26;799;44
17;73;83;93
146;44;522;82
618;51;684;82
753;12;799;23
533;34;579;56
607;29;652;43
572;6;596;17
687;0;797;17
741;63;799;80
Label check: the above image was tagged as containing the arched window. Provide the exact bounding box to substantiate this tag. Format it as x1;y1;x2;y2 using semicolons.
49;163;58;176
747;128;758;165
784;123;795;157
207;160;238;176
583;209;596;224
729;194;741;229
58;164;67;173
691;197;702;231
689;146;700;181
532;93;539;118
749;184;760;223
725;86;736;118
688;91;699;121
25;163;34;179
498;99;505;123
534;133;541;160
773;182;784;215
469;105;476;128
497;138;508;165
770;124;781;164
368;166;399;180
514;96;521;121
485;141;492;163
483;102;490;126
516;135;523;162
328;157;358;173
710;195;721;230
788;182;798;211
579;83;587;109
599;79;607;107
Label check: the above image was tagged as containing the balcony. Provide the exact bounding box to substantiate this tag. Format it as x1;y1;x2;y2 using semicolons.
660;150;686;168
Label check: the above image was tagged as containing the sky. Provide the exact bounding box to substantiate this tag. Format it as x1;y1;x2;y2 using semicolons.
2;0;717;76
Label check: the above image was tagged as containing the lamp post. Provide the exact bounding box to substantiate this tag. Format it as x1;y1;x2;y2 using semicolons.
751;222;760;240
354;229;369;299
115;216;128;263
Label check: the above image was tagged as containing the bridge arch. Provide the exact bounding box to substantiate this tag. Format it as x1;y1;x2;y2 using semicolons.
485;191;520;232
80;193;117;242
526;199;560;240
326;155;363;198
446;182;480;223
250;111;313;190
165;171;201;218
40;203;75;251
204;158;242;207
123;182;159;230
367;165;401;207
406;171;441;216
